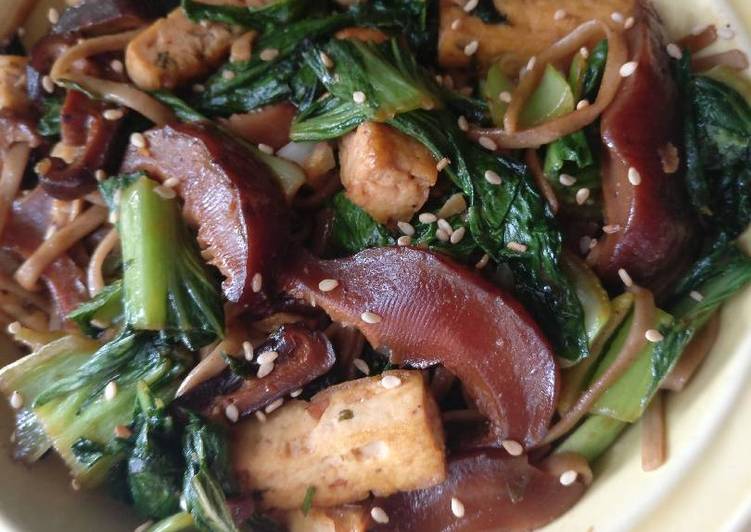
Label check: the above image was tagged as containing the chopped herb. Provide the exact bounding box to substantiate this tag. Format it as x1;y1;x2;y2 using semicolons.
338;409;354;421
301;486;316;516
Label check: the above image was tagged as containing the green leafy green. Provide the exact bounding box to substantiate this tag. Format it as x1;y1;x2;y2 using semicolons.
38;95;63;137
67;281;124;337
581;39;608;102
181;0;326;30
543;130;601;208
555;414;626;463
328;193;395;255
147;512;196;532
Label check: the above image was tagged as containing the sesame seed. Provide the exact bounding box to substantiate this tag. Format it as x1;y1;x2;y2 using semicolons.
620;61;638;77
113;425;132;439
436;157;451;171
222;70;236;80
526;56;537;72
104;381;118;401
252;272;263;293
507;241;528;253
436;228;450;242
437;218;453;234
94;169;107;182
475;253;490;269
501;439;524;456
256;350;279;365
153;185;176;200
397;221;415;236
576;188;590;205
163;177;180;188
35;158;51;176
589;238;599;249
718;27;735;40
71;479;80;491
499;91;512;103
610;11;624;24
10;391;23;409
192;84;205;93
242;341;254;361
457;115;469;131
17;27;26;38
618;268;634;288
451;497;466;518
690;290;704;302
451;18;462;31
318;279;339;292
255;410;267;422
42;75;55;94
381;375;402;389
103;109;124;121
7;321;21;335
645;329;664;343
258;143;274;154
361;311;382;324
580;46;590;59
259;48;279;61
463;0;478;12
224;404;239;423
559;174;576;186
450;226;466;244
464;40;479;56
602;224;621;234
353;358;370;375
665;43;683;60
579;236;593;254
371;507;389;524
624;16;635;29
419;213;438;224
397;235;412;246
576;99;590;110
264;398;284;413
257;362;274;379
352;91;367;104
628;167;642;185
290;388;303;398
484;170;502;185
130;132;147;149
478;136;498;151
109;211;118;224
320;51;334;69
560;470;578;486
110;59;124;73
48;7;60;24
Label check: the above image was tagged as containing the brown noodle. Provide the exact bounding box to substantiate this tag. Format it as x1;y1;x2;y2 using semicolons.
0;143;31;241
641;390;666;471
87;228;119;296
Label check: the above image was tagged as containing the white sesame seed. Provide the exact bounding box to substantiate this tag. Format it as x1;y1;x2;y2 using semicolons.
222;70;236;80
501;439;524;456
397;235;412;246
690;290;704;302
257;361;274;379
163;177;180;189
451;497;466;518
478;136;498;151
463;0;478;12
352;91;367;104
464;40;479;56
258;143;274;154
624;16;635;29
318;278;339;292
579;236;593;254
457;115;469;131
436;157;451;171
130;132;147;149
666;43;683;60
691;24;708;36
610;11;624;24
484;170;502;185
436;228;450;242
602;224;621;234
397;221;415;236
526;56;537;72
560;470;578;486
589;238;599;249
361;311;382;324
620;61;638;77
113;425;132;439
225;403;239;423
110;59;124;73
192;83;205;93
381;375;402;389
71;479;80;491
437;218;453;234
554;9;567;21
645;329;664;343
450;227;466;244
242;341;254;361
104;381;118;401
371;507;389;524
319;51;334;69
42;75;55;94
475;253;490;269
264;398;284;413
419;213;438;224
109;211;118;224
580;46;590;59
252;272;263;293
255;410;267;422
451;18;462;30
718;27;735;40
559;174;576;186
7;321;21;335
499;91;513;104
17;27;26;38
290;388;303;398
353;358;370;375
259;48;279;61
153;185;176;200
93;169;106;182
507;241;528;253
576;99;590;110
256;350;279;365
103;109;124;121
628;167;642;185
576;188;590;205
48;7;60;24
618;268;634;288
10;391;23;409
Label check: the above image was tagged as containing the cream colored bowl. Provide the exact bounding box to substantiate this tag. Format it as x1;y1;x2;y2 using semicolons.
0;0;750;530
